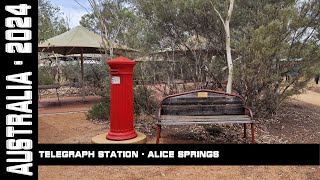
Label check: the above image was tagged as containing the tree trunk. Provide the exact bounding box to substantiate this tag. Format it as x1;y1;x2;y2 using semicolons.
224;0;234;94
212;0;234;94
225;20;233;94
214;0;234;93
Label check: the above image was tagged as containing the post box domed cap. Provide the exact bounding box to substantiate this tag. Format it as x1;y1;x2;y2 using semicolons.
106;56;136;65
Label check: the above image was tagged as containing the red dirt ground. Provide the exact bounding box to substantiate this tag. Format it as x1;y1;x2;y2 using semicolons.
38;89;320;179
38;95;101;114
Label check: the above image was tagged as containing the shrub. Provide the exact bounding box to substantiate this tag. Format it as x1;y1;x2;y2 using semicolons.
134;85;158;116
86;95;110;121
38;68;55;85
86;85;158;121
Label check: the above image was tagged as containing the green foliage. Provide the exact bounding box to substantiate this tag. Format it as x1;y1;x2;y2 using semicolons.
38;68;55;85
86;77;110;121
79;0;320;118
134;85;158;115
135;0;320;116
60;59;109;90
86;85;157;121
232;0;320;116
80;0;155;52
86;96;110;121
38;0;68;42
135;0;226;50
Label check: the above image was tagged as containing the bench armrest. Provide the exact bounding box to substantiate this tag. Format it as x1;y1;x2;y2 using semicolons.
244;106;253;120
38;84;61;89
157;107;162;122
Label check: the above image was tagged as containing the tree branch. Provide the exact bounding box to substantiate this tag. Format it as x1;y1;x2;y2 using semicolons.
226;0;235;22
210;1;225;26
74;0;91;14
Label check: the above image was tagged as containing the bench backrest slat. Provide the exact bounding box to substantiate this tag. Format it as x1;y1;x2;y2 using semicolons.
161;104;244;116
162;97;243;105
161;91;245;116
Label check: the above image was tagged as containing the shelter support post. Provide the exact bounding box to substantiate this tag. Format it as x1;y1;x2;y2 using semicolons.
81;52;85;101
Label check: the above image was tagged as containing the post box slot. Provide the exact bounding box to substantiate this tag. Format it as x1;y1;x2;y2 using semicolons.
110;70;119;74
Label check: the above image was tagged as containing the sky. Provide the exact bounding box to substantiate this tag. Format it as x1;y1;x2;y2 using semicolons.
51;0;92;28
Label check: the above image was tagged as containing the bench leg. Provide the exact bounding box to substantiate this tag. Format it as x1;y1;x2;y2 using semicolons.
243;124;247;138
56;88;60;104
251;123;255;144
38;90;41;103
156;125;161;144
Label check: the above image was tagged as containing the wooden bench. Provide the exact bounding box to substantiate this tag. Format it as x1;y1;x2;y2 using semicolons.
156;90;255;144
38;84;61;102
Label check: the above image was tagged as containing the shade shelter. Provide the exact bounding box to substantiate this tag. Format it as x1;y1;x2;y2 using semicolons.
38;25;137;100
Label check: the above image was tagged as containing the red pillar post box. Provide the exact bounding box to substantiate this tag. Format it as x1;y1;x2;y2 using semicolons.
106;56;137;140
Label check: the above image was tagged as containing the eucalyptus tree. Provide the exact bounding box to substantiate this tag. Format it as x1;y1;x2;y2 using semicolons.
211;0;235;93
80;0;153;56
38;0;69;42
231;0;320;115
135;0;320;115
81;0;320;116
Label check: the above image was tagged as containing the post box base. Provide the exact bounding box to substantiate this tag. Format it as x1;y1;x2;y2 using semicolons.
106;130;137;140
91;131;147;144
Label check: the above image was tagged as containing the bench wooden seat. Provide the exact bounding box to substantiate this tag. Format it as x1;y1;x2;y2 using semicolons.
156;89;255;144
159;115;253;125
38;84;61;89
38;84;61;102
